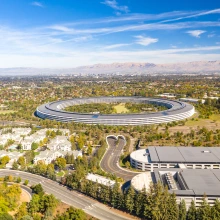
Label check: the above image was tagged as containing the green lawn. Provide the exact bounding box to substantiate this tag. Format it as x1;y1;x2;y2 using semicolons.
56;171;65;177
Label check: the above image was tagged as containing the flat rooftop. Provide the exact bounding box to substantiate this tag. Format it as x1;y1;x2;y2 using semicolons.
148;146;220;163
154;168;220;197
86;173;115;187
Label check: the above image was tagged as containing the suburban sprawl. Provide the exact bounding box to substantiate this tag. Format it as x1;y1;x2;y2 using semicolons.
0;73;220;220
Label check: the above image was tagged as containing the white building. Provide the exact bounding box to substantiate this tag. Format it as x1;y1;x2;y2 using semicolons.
21;140;33;151
130;147;220;172
47;136;71;151
86;173;115;187
34;150;82;165
33;150;63;164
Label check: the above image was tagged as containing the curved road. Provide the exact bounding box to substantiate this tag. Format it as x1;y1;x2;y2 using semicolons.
0;169;132;220
100;135;139;181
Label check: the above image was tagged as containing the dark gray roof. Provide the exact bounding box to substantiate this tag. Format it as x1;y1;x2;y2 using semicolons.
148;146;220;163
154;168;220;197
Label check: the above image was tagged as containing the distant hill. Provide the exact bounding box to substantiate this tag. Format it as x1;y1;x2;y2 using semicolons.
0;60;219;76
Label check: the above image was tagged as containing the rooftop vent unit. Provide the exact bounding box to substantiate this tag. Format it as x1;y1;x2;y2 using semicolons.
202;151;211;153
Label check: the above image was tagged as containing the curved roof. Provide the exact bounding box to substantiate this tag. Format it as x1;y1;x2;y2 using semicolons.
36;96;195;125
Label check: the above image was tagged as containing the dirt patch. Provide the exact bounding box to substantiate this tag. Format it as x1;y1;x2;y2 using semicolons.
53;202;70;217
20;188;31;203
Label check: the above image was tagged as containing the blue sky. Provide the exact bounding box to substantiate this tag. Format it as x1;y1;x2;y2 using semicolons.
0;0;219;68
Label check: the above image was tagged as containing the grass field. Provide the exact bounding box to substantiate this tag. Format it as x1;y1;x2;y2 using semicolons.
0;110;16;114
163;113;220;135
113;103;129;113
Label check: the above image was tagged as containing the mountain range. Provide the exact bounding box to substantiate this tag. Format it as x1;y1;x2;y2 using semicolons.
0;60;219;76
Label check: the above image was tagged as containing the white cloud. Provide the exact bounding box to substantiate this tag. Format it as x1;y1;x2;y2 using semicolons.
186;30;206;38
135;36;158;46
48;25;72;32
101;0;129;13
31;1;44;7
104;43;130;49
43;21;219;37
161;8;220;23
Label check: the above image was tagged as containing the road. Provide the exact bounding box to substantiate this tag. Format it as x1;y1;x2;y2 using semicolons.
100;135;138;182
0;120;36;126
0;169;133;220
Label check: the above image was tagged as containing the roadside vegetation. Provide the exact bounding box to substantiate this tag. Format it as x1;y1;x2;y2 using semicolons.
0;178;89;220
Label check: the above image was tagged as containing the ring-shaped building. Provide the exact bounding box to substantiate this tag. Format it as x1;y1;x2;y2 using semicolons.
35;96;195;125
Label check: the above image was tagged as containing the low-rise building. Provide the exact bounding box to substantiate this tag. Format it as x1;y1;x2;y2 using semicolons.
34;150;63;164
86;173;115;187
131;169;220;208
34;150;82;164
130;147;220;172
47;136;71;151
21;139;32;151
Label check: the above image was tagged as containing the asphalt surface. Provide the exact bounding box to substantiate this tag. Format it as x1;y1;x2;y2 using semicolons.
100;136;138;182
0;169;133;220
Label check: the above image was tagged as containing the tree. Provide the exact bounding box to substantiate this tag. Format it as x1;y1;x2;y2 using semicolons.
211;199;220;220
0;213;13;220
55;157;66;170
144;182;177;220
24;180;29;186
16;176;22;183
87;145;92;155
18;156;26;170
17;144;22;150
196;196;211;220
0;196;9;214
187;200;197;220
21;216;33;220
54;207;86;220
179;199;187;220
15;202;28;220
46;163;56;180
110;182;121;208
31;184;44;197
167;193;178;220
28;194;40;215
124;187;135;213
40;194;59;214
0;156;10;167
24;151;35;164
31;142;39;151
12;160;19;170
134;189;146;217
125;161;130;168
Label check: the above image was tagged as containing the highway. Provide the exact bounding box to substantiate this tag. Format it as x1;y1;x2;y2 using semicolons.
100;135;139;182
0;169;133;220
